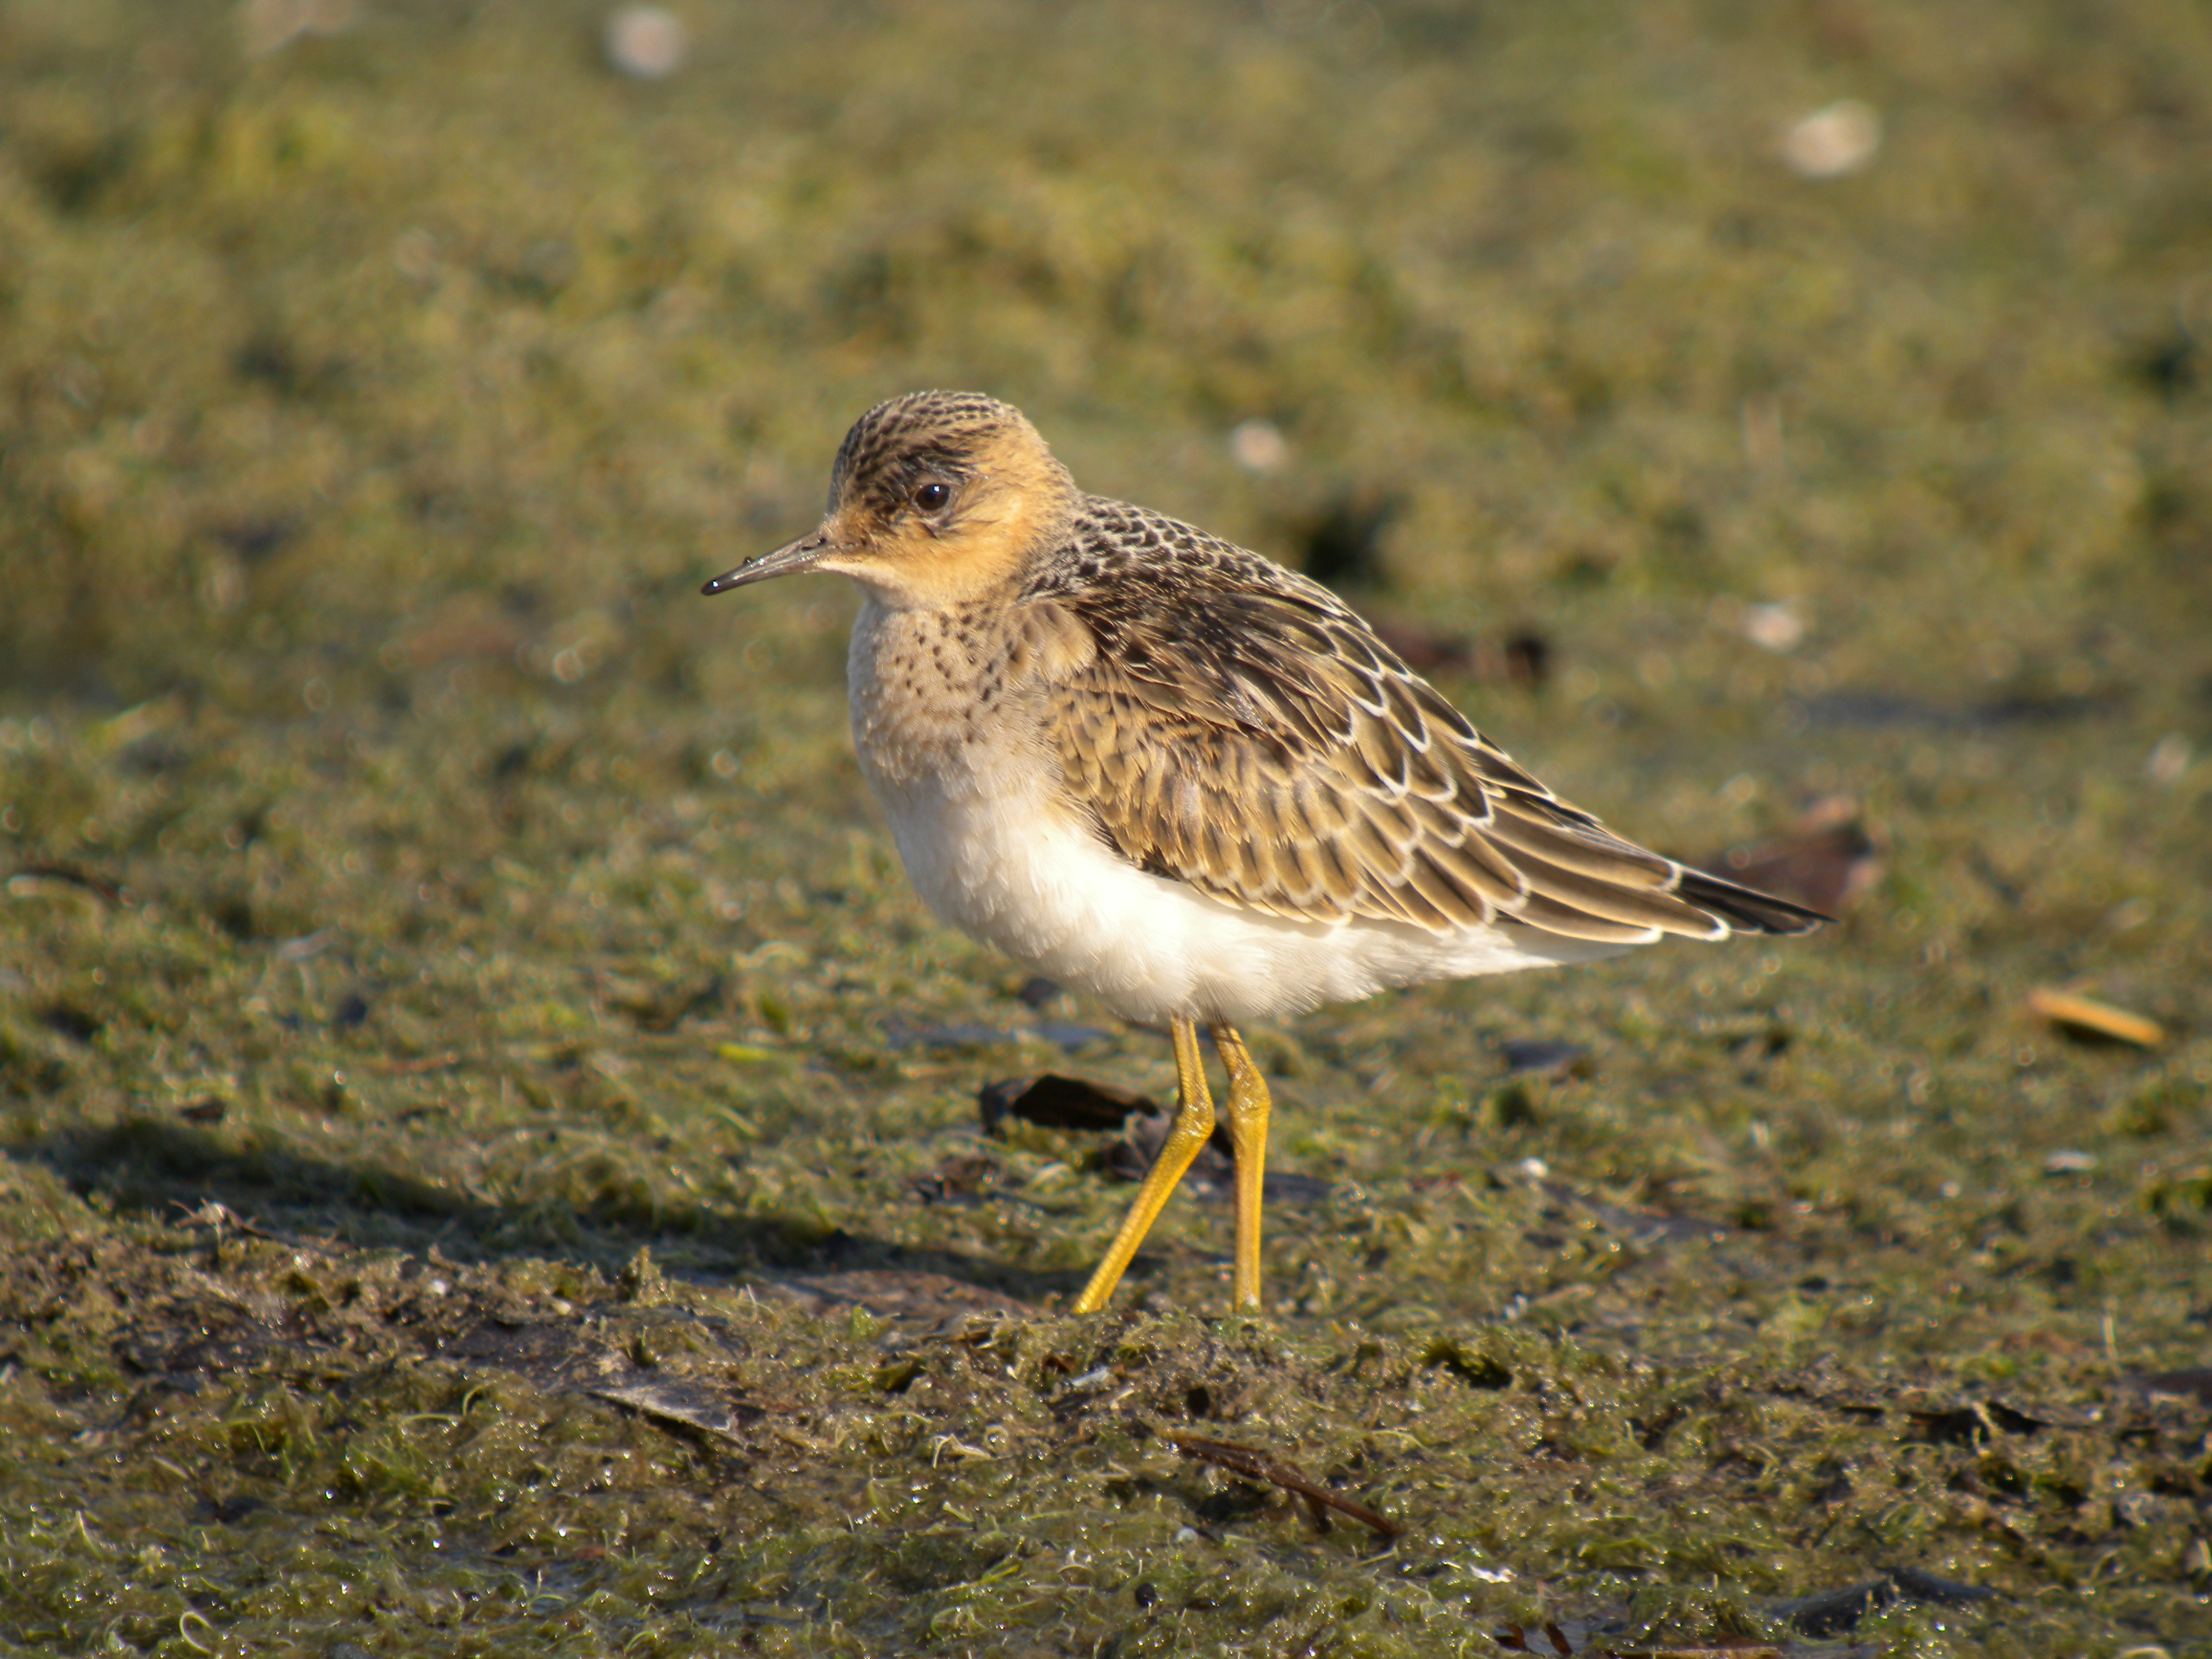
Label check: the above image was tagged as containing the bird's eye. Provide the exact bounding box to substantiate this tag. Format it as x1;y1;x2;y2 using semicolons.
913;482;952;512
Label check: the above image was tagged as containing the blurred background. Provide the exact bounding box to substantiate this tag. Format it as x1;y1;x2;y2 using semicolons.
5;0;2207;703
2;2;2209;1653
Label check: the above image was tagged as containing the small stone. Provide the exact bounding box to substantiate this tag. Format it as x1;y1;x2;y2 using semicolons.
1498;1039;1589;1076
1228;419;1288;473
241;0;359;57
1783;100;1882;178
605;6;689;79
2147;733;2191;784
1742;600;1805;652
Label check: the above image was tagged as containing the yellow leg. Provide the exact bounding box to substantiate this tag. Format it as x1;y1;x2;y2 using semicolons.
1211;1023;1270;1313
1071;1016;1214;1314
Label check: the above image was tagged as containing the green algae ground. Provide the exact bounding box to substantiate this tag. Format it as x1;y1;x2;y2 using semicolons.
3;1;2210;1653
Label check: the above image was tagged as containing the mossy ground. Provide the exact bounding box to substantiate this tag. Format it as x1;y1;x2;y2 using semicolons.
3;1;2209;1654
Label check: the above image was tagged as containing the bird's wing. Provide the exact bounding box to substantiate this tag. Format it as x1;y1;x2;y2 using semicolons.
1032;512;1826;943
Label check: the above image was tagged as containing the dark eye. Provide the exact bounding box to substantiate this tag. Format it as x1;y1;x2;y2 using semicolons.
913;482;951;512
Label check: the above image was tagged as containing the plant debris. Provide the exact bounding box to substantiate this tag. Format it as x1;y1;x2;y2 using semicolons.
1699;798;1881;916
1158;1430;1403;1539
980;1072;1158;1135
2026;987;2167;1048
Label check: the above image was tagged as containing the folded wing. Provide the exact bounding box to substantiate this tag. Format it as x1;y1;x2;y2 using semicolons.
1036;514;1827;945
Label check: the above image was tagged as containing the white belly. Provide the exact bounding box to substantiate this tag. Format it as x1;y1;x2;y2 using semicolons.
867;756;1622;1025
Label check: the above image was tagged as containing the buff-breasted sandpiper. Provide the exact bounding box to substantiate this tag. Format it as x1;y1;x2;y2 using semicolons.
704;391;1827;1315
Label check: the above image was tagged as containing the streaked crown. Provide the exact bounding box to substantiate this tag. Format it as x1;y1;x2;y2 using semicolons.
831;391;1039;513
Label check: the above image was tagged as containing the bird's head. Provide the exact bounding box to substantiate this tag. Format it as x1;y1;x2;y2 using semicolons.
703;391;1078;610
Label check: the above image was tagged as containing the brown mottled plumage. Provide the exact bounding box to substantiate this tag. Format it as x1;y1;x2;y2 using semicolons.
1028;494;1818;944
704;391;1826;1315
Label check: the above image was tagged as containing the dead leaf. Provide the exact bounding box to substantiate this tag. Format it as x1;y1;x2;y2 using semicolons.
1700;795;1880;915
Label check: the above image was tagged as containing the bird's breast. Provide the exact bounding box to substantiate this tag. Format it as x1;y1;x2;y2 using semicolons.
849;599;1013;795
845;598;1068;931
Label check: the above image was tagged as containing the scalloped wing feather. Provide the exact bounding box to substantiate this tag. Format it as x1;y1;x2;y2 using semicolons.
1034;503;1826;944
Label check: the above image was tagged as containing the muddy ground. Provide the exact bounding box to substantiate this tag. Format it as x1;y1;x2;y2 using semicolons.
2;1;2209;1654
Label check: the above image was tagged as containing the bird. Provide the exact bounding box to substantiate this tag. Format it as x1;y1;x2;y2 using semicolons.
703;391;1827;1317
